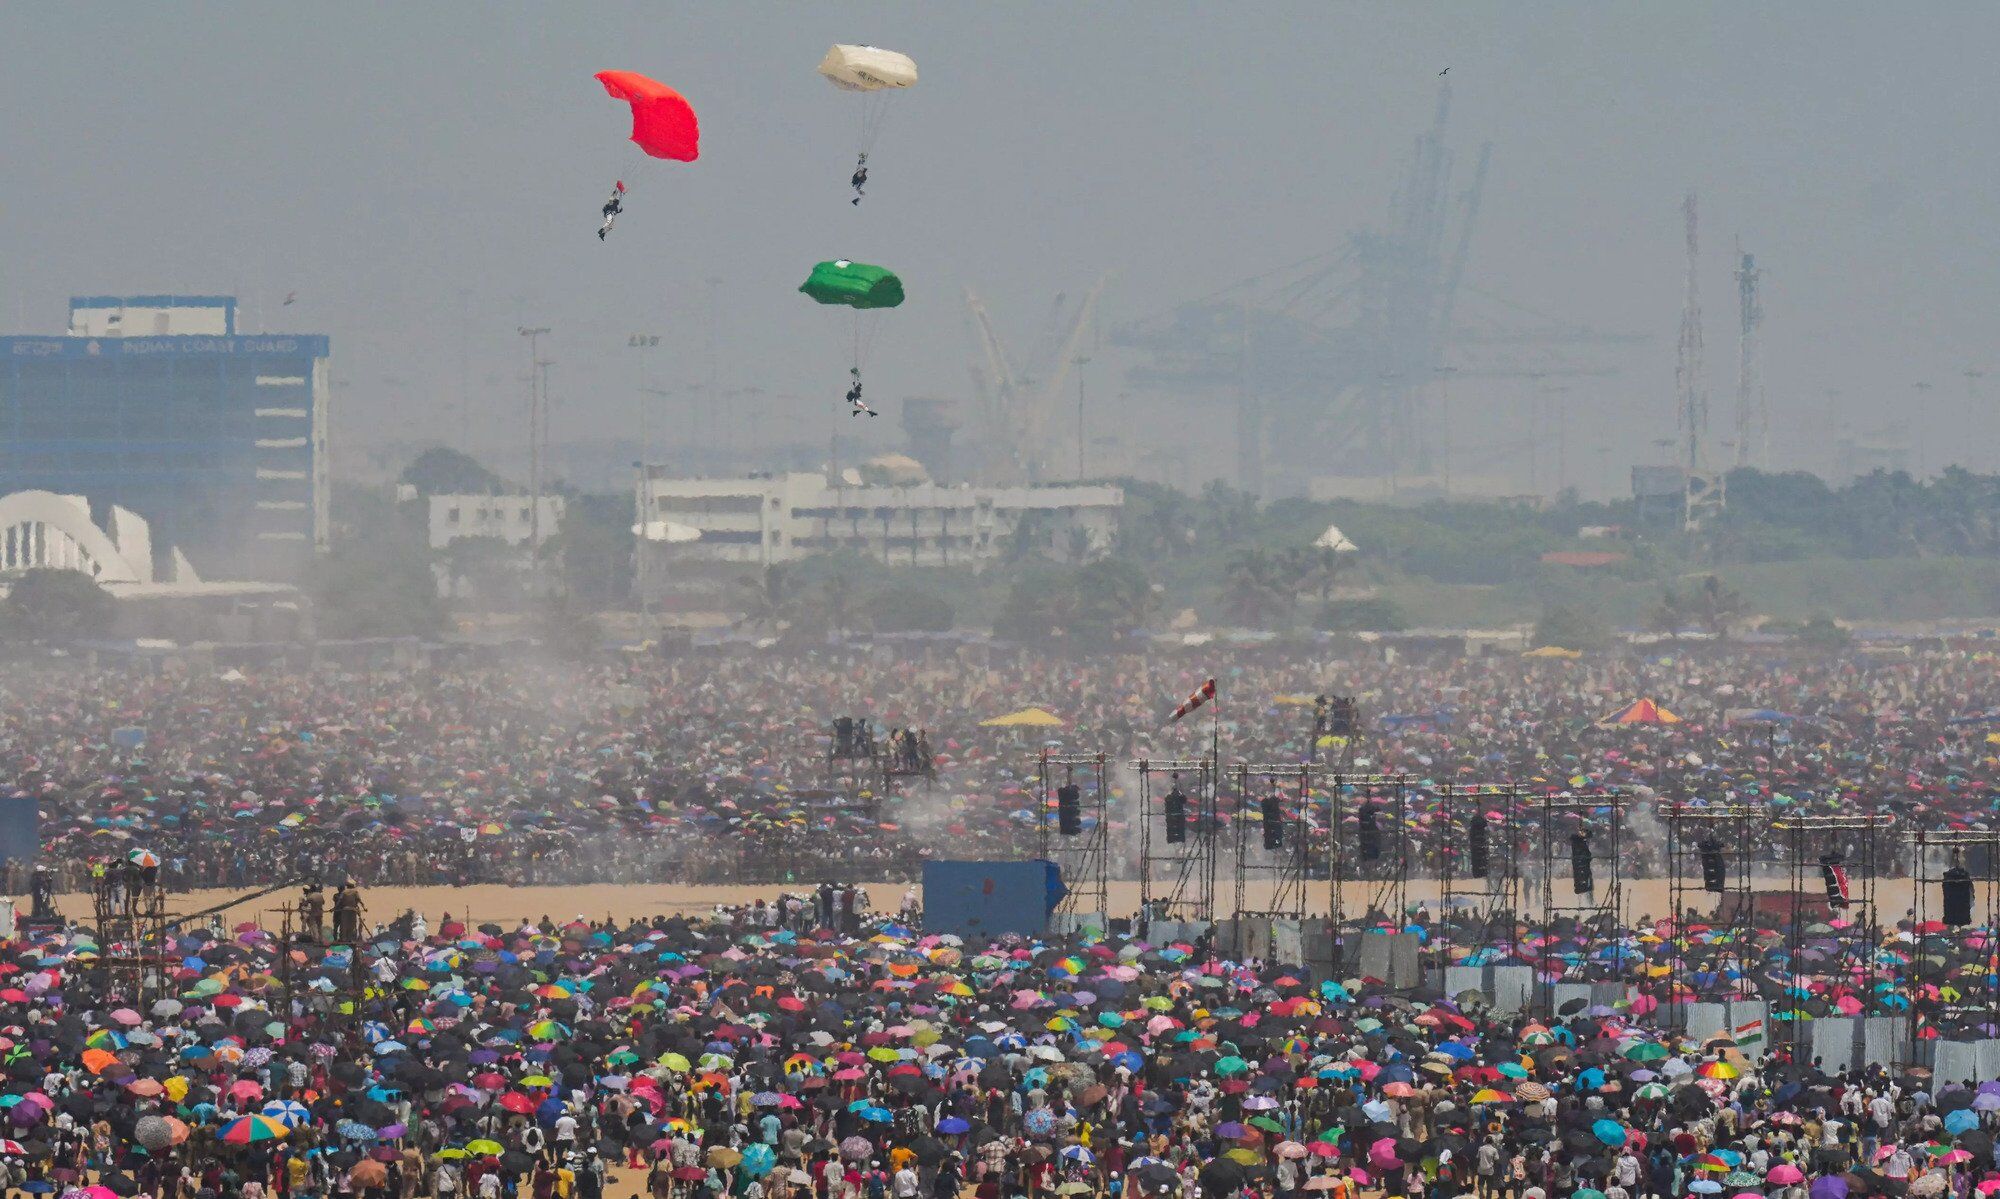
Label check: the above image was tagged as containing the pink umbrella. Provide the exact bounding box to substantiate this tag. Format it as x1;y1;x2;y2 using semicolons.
1768;1166;1805;1185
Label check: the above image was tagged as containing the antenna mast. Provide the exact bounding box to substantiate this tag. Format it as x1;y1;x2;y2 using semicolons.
1678;193;1724;531
1734;241;1765;468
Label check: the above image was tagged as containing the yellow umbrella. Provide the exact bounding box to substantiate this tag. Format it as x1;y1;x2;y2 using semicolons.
980;707;1065;728
1523;645;1583;659
1273;694;1317;706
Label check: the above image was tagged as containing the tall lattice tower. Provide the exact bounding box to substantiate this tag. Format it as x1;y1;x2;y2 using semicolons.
1733;243;1766;468
1678;192;1725;530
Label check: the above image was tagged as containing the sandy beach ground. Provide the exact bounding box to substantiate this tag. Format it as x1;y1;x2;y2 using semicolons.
22;875;1940;933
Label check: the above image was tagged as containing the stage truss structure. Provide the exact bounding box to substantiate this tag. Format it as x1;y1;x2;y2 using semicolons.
1230;764;1317;924
1772;810;1889;1059
1663;802;1764;1028
1136;756;1219;924
1038;750;1111;920
1326;772;1417;945
1436;782;1525;967
1535;789;1629;968
1904;826;2000;1054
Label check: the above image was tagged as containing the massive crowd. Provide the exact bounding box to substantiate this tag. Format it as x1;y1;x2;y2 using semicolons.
0;644;1992;1199
4;644;1999;890
0;884;1994;1199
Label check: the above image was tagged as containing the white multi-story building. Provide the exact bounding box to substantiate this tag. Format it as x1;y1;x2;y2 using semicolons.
634;469;1122;575
426;493;566;550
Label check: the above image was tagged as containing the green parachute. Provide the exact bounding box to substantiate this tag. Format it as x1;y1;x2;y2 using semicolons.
801;261;904;403
798;260;904;310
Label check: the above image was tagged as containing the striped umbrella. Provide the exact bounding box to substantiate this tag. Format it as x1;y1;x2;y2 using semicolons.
218;1116;289;1145
260;1100;311;1129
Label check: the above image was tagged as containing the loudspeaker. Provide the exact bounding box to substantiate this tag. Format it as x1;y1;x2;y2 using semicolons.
1261;794;1285;850
1358;803;1382;861
1820;854;1851;908
1570;831;1594;895
1699;838;1727;893
1057;785;1082;836
1943;865;1975;928
1467;817;1489;879
1326;697;1359;737
1164;786;1188;845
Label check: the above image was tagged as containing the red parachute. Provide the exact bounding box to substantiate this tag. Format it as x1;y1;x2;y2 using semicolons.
595;70;699;162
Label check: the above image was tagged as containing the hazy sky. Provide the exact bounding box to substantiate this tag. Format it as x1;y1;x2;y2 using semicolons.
5;3;1999;496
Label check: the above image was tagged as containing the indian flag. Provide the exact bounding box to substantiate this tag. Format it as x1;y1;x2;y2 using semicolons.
1734;1018;1765;1048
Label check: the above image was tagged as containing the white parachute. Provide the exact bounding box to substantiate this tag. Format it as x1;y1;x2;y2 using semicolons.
817;45;918;203
816;44;919;93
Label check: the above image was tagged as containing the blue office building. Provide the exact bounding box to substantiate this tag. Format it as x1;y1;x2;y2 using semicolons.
0;297;329;582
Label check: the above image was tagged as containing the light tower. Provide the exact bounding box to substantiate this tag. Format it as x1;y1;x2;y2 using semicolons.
1677;193;1724;531
1734;243;1766;468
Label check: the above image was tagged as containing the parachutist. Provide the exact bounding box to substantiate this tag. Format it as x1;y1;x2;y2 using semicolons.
850;154;868;205
597;181;626;241
845;377;875;416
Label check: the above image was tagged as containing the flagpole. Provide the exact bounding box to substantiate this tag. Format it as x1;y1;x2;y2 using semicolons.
1210;682;1221;925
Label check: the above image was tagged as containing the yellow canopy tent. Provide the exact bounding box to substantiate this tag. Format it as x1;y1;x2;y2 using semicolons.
1272;694;1317;706
1523;646;1583;659
980;707;1066;729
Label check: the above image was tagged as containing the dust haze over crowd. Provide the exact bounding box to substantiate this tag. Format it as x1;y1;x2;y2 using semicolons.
4;4;2000;496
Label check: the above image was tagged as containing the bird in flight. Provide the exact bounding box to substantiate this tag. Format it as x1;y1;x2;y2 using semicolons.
1439;67;1449;76
282;291;297;306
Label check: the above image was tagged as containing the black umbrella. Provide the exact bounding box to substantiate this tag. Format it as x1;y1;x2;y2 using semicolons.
1198;1159;1247;1196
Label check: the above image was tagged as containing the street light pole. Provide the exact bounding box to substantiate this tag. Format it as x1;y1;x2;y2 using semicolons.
1074;354;1091;481
629;334;660;619
518;326;551;593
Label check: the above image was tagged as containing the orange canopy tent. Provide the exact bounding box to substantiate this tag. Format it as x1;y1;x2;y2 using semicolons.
1601;698;1681;725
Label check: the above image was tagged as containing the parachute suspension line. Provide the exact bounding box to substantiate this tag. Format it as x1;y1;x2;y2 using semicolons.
856;310;886;376
857;93;893;158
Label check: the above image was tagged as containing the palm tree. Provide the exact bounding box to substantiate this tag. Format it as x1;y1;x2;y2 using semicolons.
817;571;856;637
1649;587;1688;641
733;565;796;633
1222;549;1283;629
1119;486;1196;559
1689;575;1748;640
1063;526;1099;564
